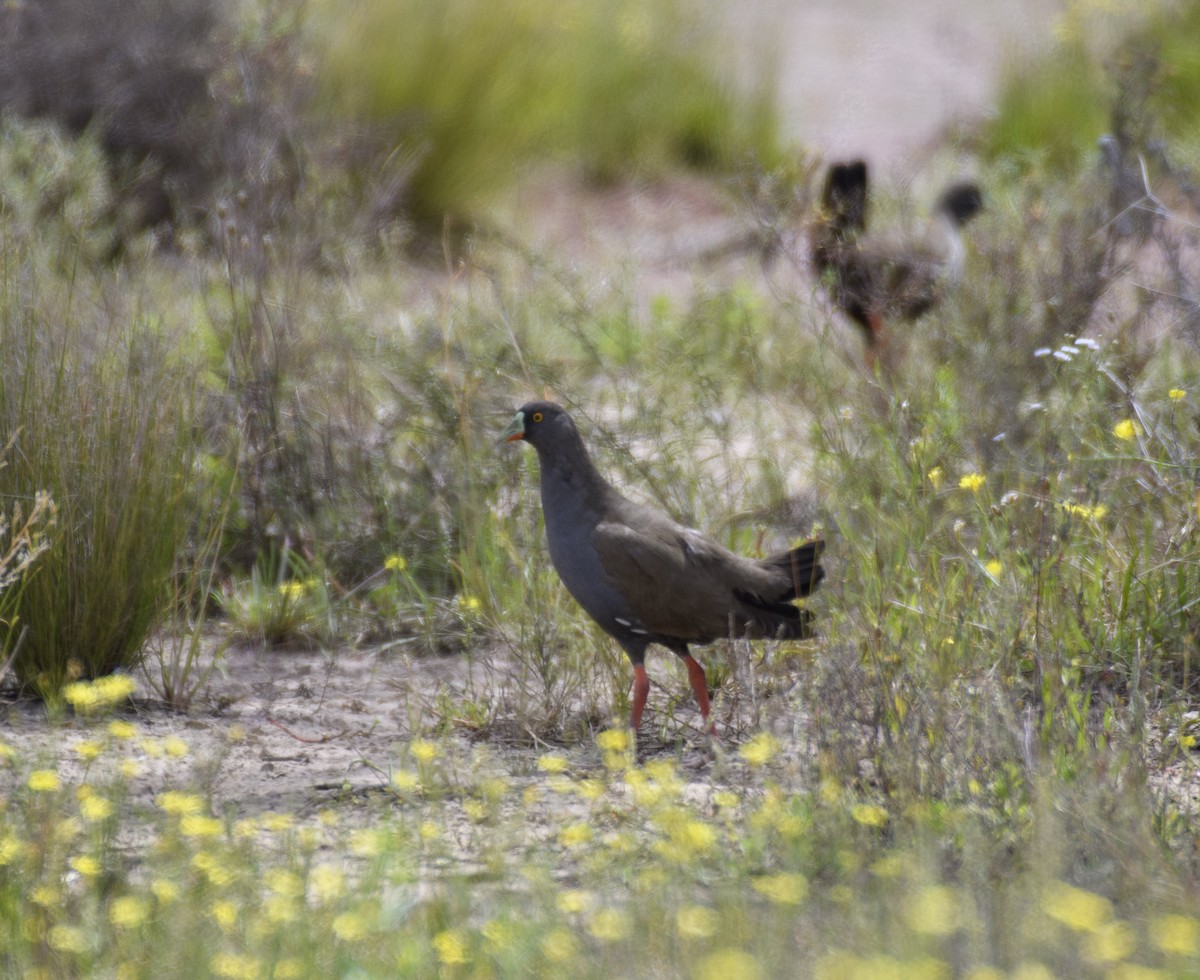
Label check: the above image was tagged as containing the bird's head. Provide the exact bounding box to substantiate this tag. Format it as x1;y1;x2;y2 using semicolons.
938;182;984;227
500;401;572;448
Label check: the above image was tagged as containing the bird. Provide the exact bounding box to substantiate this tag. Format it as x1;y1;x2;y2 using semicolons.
501;401;825;734
810;159;983;369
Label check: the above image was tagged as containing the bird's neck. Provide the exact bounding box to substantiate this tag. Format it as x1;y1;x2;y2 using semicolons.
536;434;609;516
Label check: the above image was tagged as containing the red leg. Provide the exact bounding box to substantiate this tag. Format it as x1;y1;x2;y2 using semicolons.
630;664;650;730
866;311;888;373
682;654;716;735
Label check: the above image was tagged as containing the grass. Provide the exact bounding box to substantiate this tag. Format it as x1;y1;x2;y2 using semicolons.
2;1;1200;975
315;0;782;223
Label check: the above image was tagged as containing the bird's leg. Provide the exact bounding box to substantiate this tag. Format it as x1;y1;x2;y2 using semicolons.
681;654;717;736
630;663;650;731
866;311;889;374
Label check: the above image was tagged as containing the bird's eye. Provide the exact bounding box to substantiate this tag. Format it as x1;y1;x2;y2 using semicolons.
532;412;543;423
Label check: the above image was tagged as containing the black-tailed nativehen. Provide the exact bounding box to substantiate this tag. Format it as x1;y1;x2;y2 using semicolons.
811;159;983;369
501;401;825;733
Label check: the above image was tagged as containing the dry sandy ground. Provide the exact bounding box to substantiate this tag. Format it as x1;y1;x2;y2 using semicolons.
8;1;1146;827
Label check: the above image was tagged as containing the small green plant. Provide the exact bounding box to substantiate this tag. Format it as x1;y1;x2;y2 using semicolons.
217;546;333;647
142;490;233;711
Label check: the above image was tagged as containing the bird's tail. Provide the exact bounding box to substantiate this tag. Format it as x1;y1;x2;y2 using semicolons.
765;538;825;599
731;538;826;641
821;161;869;236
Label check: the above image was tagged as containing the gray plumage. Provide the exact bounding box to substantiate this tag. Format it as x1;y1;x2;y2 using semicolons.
502;401;824;730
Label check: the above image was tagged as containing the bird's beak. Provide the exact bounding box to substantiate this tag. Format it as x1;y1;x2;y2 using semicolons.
499;411;525;443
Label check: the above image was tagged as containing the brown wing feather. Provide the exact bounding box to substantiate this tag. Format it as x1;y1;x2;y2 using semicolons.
593;516;812;643
593;521;735;640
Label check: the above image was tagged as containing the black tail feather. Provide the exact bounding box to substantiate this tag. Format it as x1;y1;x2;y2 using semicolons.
762;538;826;598
822;161;869;235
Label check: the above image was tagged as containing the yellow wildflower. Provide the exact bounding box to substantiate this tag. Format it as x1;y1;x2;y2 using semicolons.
63;683;101;711
162;736;189;758
540;928;578;963
1061;502;1108;520
332;910;370;942
558;822;593;847
180;815;223;838
1084;920;1137;964
260;812;294;833
1042;881;1112;932
310;864;345;904
109;896;151;928
458;593;481;612
739;732;780;767
1169;388;1186;401
151;879;180;904
985;559;1003;577
576;779;606;800
409;739;439;763
1112;419;1141;442
433;929;471;965
210;953;260;980
93;675;136;704
119;759;141;779
80;794;113;822
140;738;165;758
27;770;60;792
463;799;487;822
752;872;808;905
391;769;420;792
482;919;515;953
588;908;631;942
0;835;26;865
906;885;962;936
70;855;102;878
156;791;205;815
32;885;60;907
191;851;234;887
556;889;595;914
210;900;238;931
595;728;631;753
47;925;89;954
714;790;739;808
349;829;387;857
851;803;889;828
668;816;718;853
927;466;944;489
959;473;986;493
384;554;407;572
546;775;575;795
537;753;569;774
696;949;762;980
677;905;719;939
1151;914;1200;955
278;580;308;600
107;720;136;740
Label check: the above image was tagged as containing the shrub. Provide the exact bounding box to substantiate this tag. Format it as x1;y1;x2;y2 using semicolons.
0;0;305;242
316;0;781;224
0;255;202;697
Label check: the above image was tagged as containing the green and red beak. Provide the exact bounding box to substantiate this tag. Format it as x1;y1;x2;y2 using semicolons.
500;410;526;443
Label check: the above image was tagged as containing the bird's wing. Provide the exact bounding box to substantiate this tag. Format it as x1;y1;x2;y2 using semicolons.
592;519;739;641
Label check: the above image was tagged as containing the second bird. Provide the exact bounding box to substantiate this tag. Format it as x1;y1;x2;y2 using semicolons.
811;159;983;369
502;401;825;734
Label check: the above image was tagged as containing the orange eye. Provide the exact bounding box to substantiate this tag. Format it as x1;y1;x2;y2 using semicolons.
532;412;543;423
